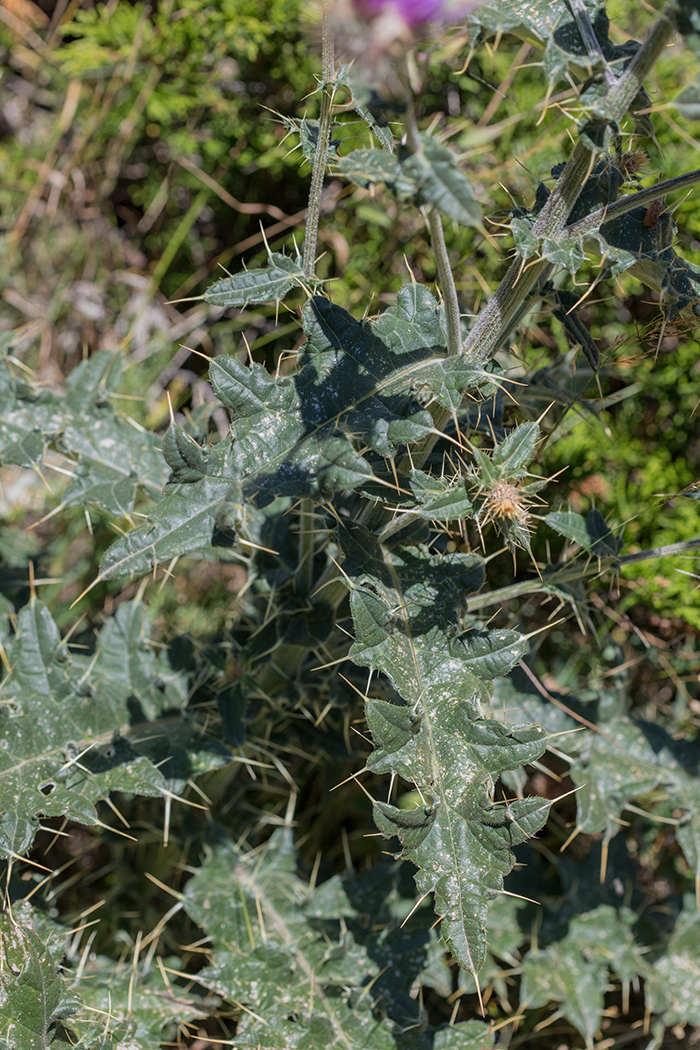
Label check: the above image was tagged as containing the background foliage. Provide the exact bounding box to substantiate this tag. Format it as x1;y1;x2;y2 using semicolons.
1;0;700;1047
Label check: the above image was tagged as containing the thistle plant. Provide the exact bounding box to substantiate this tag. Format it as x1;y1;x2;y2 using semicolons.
2;0;700;1047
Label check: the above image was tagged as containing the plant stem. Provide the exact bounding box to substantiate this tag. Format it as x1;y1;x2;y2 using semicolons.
399;61;462;358
460;3;676;365
428;207;463;357
562;168;700;242
465;537;700;613
299;2;333;602
303;0;335;277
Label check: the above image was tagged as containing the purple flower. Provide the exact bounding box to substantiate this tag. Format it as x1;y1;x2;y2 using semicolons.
354;0;475;30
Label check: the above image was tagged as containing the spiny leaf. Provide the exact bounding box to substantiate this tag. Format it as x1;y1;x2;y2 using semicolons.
569;712;700;856
339;522;549;973
0;917;80;1050
409;470;474;521
0;350;164;515
99;460;242;580
404;135;481;227
338;139;481;227
0;600;228;858
336;147;417;197
468;0;601;49
65;954;208;1048
182;829;496;1048
204;251;309;307
101;286;496;579
646;896;700;1027
489;421;539;473
546;509;622;557
521;906;648;1047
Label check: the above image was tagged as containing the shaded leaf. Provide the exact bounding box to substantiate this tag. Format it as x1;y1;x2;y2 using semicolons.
521;906;647;1047
182;829;495;1048
101;286;496;578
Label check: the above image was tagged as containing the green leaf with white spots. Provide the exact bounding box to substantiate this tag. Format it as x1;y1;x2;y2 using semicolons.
0;600;229;858
339;521;549;974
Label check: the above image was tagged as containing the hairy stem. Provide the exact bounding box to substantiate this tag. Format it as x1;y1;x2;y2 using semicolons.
303;0;335;277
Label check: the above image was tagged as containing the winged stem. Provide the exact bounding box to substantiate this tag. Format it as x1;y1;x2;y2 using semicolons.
460;3;677;365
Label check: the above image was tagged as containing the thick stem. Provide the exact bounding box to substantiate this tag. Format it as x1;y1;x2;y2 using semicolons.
303;0;335;277
460;3;676;364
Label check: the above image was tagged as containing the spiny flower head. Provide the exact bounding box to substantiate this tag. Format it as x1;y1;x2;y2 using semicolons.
481;479;532;527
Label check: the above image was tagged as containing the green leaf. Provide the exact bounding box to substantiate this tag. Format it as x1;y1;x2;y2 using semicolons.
489;421;539;472
409;470;473;521
346;84;395;153
404;136;481;227
204;251;308;307
337;139;480;226
459;629;530;679
99;440;242;579
0;917;80;1050
280;114;341;166
599;206;700;319
182;829;495;1047
546;509;622;557
468;0;603;50
340;523;549;973
646;896;700;1026
567;711;700;865
65;955;208;1048
0;351;164;514
675;76;700;120
0;600;228;858
373;791;549;974
521;906;647;1046
336;148;417;197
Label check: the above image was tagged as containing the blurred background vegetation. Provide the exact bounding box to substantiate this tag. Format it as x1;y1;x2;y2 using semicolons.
1;0;699;1043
